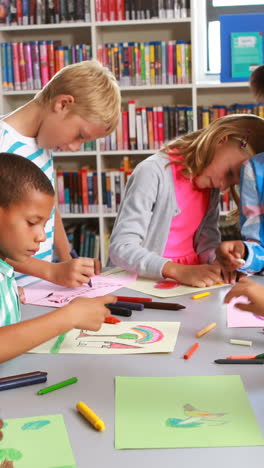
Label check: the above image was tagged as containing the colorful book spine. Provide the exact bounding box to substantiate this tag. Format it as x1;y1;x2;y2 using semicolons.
39;41;49;86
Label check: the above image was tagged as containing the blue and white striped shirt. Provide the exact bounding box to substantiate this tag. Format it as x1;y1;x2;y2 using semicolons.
238;153;264;274
0;121;55;286
0;259;20;326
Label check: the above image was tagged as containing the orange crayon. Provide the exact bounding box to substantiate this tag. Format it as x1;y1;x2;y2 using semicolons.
184;342;200;360
226;355;256;360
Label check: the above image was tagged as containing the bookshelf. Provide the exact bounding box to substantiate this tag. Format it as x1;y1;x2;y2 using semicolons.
0;0;254;264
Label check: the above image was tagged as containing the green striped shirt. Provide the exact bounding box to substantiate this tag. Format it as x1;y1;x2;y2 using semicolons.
0;259;20;326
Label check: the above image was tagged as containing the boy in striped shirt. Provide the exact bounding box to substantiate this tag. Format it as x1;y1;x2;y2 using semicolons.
0;60;120;288
0;152;116;363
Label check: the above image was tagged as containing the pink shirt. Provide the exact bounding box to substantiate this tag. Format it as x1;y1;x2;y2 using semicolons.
163;158;210;265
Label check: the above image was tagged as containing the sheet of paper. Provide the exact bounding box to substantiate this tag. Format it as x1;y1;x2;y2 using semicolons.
115;375;264;449
29;321;180;355
24;272;137;307
227;295;264;328
0;414;76;468
127;276;226;298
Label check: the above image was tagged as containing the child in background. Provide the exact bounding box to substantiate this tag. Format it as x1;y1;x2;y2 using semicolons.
109;114;264;288
0;59;121;288
216;66;264;275
0;152;116;363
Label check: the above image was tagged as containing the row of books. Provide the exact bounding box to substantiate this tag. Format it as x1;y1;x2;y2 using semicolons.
0;0;91;25
198;103;264;129
96;0;190;21
97;40;192;86
56;167;130;215
99;104;193;151
1;41;92;91
66;224;100;259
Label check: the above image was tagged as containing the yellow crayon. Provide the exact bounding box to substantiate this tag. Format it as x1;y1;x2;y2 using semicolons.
195;322;216;338
76;401;105;431
192;292;211;300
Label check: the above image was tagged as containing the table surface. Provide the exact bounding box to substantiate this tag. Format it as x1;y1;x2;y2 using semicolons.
1;279;264;468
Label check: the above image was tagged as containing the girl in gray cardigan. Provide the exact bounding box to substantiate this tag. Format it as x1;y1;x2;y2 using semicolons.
109;114;264;287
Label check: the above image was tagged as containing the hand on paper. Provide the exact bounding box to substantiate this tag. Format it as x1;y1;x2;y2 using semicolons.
48;257;101;287
216;240;246;271
64;294;116;331
18;286;26;304
162;262;222;288
224;277;264;315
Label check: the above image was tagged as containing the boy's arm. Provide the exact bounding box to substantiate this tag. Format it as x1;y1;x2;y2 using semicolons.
0;295;115;363
54;207;71;261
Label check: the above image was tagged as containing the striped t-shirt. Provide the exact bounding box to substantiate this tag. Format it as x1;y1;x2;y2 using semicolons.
0;120;55;286
0;259;20;326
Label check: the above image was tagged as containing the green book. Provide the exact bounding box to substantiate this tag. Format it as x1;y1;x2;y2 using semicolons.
231;31;263;79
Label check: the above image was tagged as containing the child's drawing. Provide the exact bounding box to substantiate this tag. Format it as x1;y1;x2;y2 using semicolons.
166;403;228;428
29;322;180;355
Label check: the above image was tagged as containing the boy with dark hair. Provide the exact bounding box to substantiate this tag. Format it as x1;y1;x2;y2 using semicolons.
0;152;115;363
250;65;264;101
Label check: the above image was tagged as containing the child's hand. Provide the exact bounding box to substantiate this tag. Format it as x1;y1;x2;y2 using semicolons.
224;277;264;315
49;258;101;287
163;262;222;288
63;294;116;331
216;241;246;271
18;286;26;304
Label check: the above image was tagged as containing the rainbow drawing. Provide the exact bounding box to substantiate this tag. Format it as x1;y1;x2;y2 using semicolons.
131;325;164;344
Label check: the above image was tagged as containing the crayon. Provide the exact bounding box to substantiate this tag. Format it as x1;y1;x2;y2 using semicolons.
195;322;216;338
0;371;47;382
104;316;121;324
256;352;264;359
38;377;78;395
214;359;264;364
141;301;185;310
229;339;252;347
114;301;144;311
226;355;256;360
116;296;152;303
236;258;246;265
192;292;210;300
76;401;105;431
184;342;199;360
106;305;132;317
70;249;92;288
0;374;47;391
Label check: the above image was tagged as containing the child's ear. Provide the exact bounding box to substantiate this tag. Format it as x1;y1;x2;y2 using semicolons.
53;95;75;114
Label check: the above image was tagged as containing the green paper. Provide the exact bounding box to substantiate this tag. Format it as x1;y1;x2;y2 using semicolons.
231;32;263;79
0;414;76;467
115;375;264;449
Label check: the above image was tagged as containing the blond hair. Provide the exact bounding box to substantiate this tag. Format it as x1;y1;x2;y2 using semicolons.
162;114;264;177
34;60;121;135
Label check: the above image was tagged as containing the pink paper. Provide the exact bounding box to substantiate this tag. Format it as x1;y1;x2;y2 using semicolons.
227;295;264;328
24;273;137;308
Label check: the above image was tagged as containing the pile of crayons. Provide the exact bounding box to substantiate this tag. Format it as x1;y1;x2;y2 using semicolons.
105;295;185;317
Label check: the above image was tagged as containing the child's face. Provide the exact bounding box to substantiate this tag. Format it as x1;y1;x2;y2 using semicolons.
37;110;107;152
194;139;250;191
0;190;54;263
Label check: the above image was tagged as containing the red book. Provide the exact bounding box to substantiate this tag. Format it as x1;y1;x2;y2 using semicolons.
47;41;55;79
157;106;164;146
108;0;116;20
153;107;159;150
81;168;89;214
116;0;125;20
95;0;102;21
57;171;65;213
101;0;108;21
18;42;27;90
122;111;129;150
11;43;21;91
17;0;23;25
147;107;155;150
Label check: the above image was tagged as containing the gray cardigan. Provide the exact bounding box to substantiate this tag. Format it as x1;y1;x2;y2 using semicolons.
109;153;221;279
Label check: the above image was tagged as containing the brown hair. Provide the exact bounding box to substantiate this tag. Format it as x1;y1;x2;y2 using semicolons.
162;114;264;177
34;60;121;136
250;65;264;102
